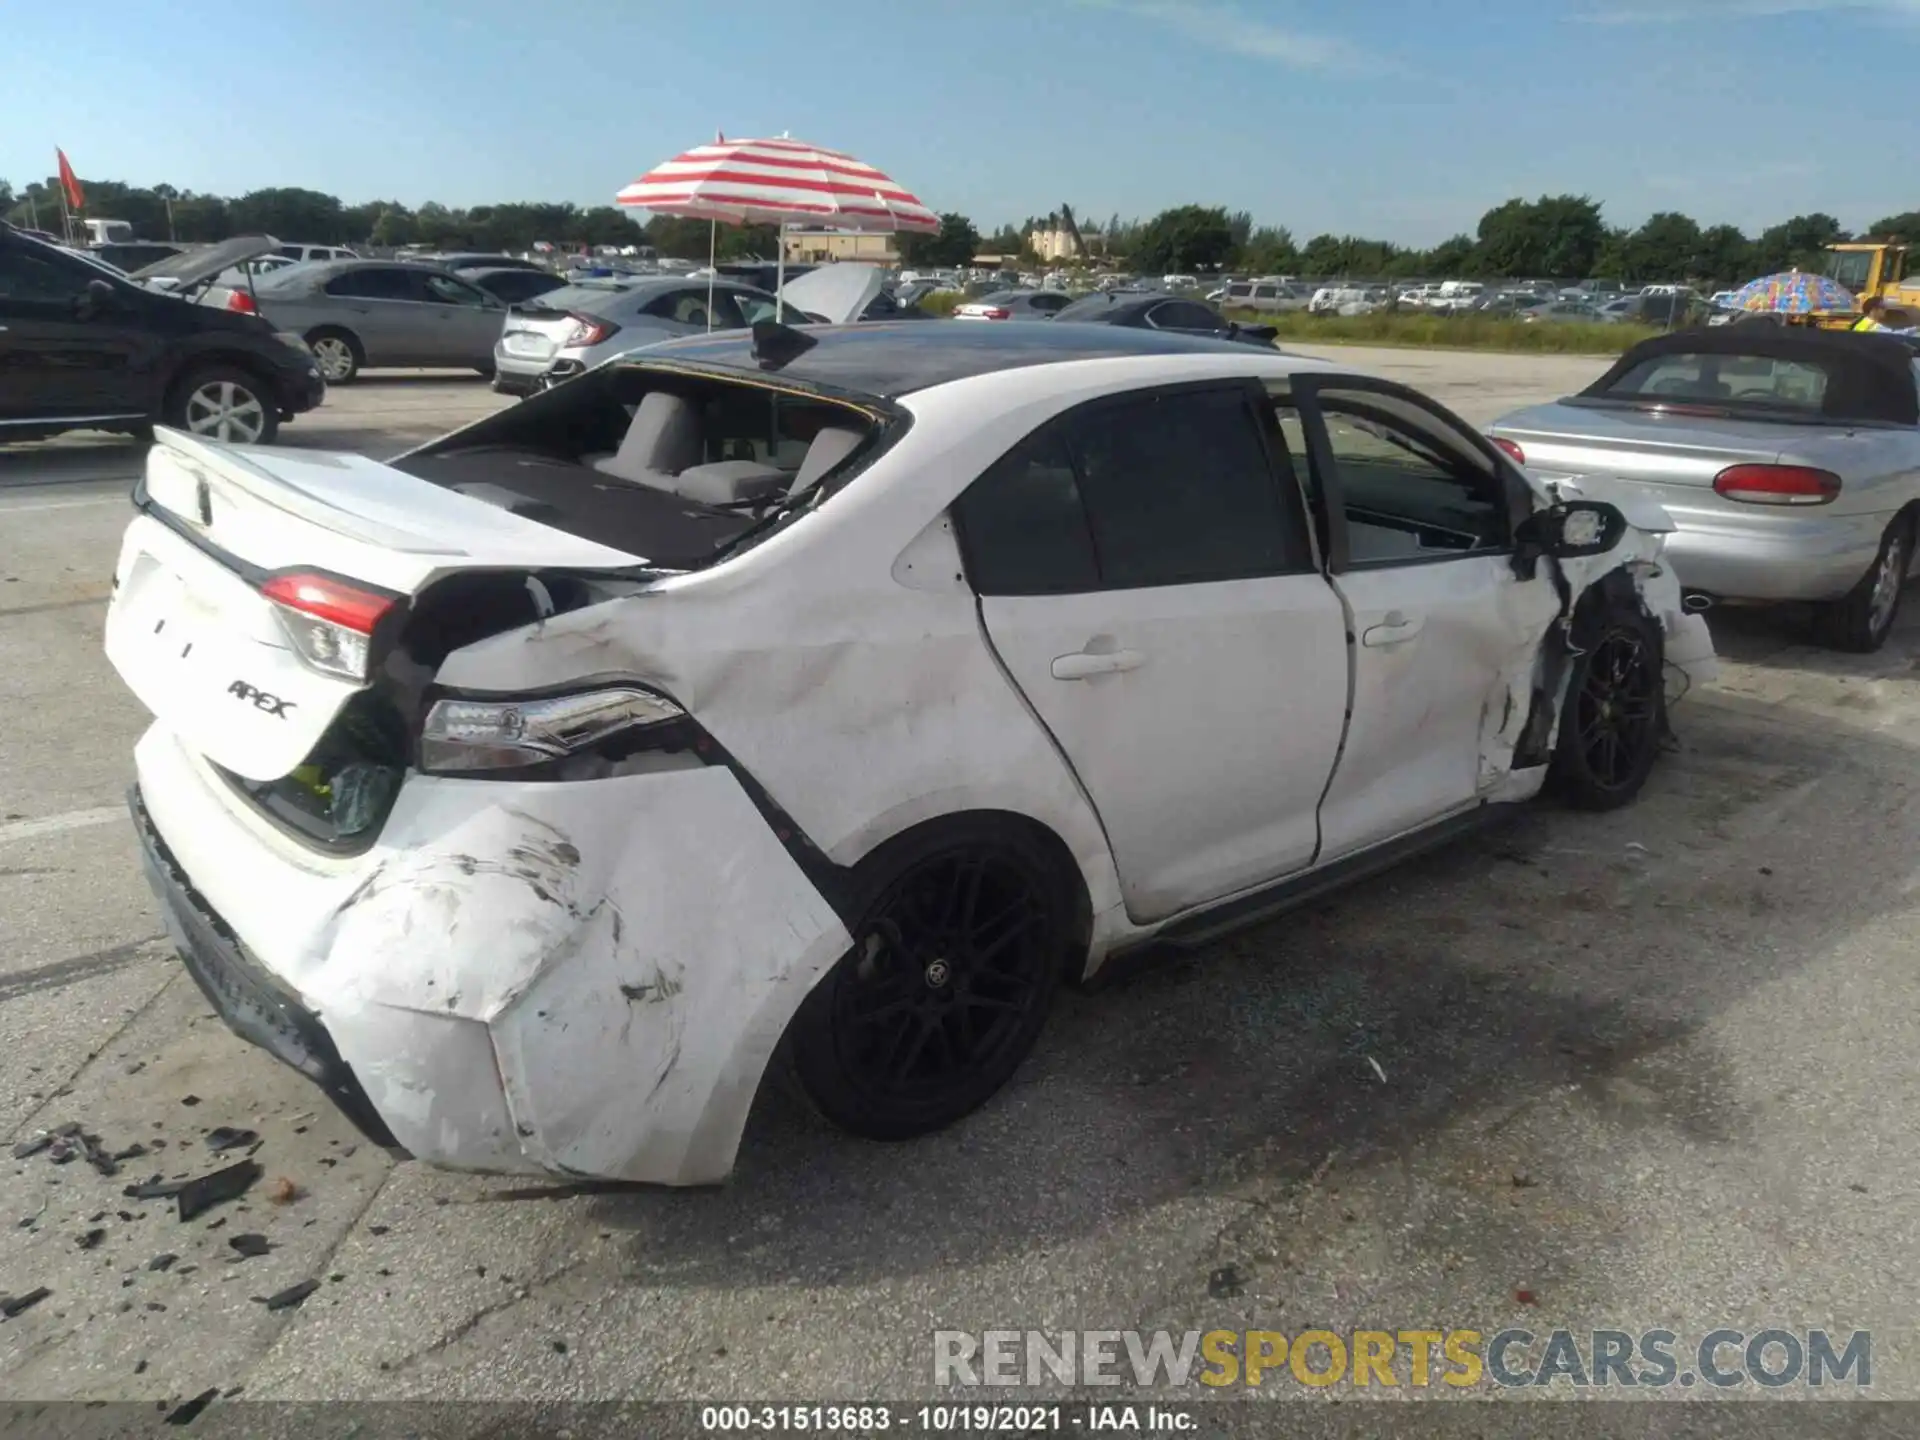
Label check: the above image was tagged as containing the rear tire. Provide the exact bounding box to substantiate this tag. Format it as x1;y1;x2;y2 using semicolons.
1550;609;1665;811
306;328;362;384
787;818;1074;1141
162;365;278;445
1817;516;1911;653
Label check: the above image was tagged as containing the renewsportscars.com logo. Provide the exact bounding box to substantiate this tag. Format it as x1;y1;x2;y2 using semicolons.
933;1328;1872;1390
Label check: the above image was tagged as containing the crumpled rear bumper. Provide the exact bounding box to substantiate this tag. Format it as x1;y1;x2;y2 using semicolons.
131;725;855;1186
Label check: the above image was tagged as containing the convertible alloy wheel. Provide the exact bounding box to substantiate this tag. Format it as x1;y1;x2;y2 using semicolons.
182;379;268;444
1574;628;1659;795
791;831;1070;1140
1867;530;1908;638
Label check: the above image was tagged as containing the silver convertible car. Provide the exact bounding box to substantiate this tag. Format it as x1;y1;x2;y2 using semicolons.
1489;326;1920;651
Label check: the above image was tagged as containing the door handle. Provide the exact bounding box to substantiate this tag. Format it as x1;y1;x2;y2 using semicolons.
1361;610;1423;648
1051;648;1145;680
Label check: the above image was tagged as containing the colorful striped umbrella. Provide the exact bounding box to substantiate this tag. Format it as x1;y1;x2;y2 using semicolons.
1730;271;1857;315
618;135;937;319
617;135;938;234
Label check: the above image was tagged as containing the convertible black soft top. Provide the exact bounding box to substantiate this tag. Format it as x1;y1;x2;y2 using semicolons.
1580;324;1919;426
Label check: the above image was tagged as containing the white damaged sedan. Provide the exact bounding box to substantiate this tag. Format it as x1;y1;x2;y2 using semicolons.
106;322;1716;1185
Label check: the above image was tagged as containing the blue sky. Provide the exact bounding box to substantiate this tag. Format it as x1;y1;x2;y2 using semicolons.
3;0;1912;244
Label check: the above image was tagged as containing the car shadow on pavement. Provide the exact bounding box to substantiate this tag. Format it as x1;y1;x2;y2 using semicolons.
570;684;1915;1301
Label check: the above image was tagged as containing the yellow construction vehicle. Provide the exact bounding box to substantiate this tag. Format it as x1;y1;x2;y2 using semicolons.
1801;242;1920;329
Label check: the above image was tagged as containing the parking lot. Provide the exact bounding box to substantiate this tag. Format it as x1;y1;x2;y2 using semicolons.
4;348;1919;1411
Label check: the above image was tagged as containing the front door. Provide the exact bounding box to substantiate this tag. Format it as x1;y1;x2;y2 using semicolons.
955;383;1349;922
1280;378;1558;861
0;238;154;423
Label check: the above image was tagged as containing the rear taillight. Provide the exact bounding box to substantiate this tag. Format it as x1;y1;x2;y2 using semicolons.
561;313;615;347
977;306;1011;320
1711;464;1841;506
225;290;258;315
261;572;399;681
1491;437;1526;465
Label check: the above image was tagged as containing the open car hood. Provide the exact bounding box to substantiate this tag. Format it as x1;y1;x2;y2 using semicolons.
132;234;283;288
780;264;885;325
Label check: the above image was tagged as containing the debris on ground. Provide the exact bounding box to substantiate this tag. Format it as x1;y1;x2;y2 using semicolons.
176;1161;262;1223
1511;1172;1538;1189
76;1228;105;1250
149;1254;178;1272
134;1359;148;1375
264;1176;301;1205
1;1288;52;1318
125;1176;188;1201
368;1225;390;1236
164;1388;218;1425
227;1234;271;1259
551;1339;568;1354
11;1132;52;1160
258;1279;319;1311
204;1128;257;1153
1365;1055;1387;1084
180;1096;201;1108
1208;1265;1244;1300
1515;1288;1538;1305
111;1144;148;1163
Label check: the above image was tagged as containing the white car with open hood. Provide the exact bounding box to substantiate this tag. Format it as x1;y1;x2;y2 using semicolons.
106;322;1716;1186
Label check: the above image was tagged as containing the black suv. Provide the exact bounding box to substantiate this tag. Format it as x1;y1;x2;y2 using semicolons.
0;225;325;445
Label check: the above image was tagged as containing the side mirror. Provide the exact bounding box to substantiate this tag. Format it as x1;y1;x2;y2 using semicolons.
75;277;117;319
1516;499;1629;563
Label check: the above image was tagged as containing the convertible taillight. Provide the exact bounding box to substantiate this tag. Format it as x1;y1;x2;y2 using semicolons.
225;290;258;315
1491;437;1526;465
1711;464;1841;506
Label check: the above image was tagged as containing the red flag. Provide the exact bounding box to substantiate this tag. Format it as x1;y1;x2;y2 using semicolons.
56;149;84;210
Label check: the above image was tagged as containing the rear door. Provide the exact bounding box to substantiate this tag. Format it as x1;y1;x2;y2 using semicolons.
956;383;1349;922
1283;377;1557;860
412;269;508;364
0;237;159;422
316;266;423;364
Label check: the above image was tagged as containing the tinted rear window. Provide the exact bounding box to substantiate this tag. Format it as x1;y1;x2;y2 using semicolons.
1599;352;1830;411
1054;295;1126;322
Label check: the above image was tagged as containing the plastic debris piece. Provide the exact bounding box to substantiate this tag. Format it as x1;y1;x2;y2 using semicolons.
11;1132;51;1160
179;1096;201;1108
2;1288;52;1318
1366;1056;1387;1084
259;1279;319;1311
204;1128;258;1153
227;1234;271;1259
164;1388;218;1426
176;1161;261;1223
1208;1265;1244;1300
76;1228;105;1250
148;1254;178;1272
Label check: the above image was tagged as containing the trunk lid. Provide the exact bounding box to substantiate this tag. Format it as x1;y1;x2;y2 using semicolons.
779;263;885;324
1492;399;1789;491
105;429;644;782
131;234;283;290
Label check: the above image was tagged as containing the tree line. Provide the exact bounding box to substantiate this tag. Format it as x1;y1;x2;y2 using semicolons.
5;174;1916;285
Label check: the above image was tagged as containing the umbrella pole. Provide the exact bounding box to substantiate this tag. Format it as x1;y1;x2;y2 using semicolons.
776;222;786;314
707;219;717;333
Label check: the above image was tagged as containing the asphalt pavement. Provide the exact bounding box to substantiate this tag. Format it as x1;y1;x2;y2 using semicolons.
2;352;1916;1423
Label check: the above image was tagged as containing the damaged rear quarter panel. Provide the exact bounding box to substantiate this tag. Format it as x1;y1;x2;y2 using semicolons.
313;768;851;1185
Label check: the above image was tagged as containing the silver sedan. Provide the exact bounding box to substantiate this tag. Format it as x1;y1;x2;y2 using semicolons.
1490;327;1920;651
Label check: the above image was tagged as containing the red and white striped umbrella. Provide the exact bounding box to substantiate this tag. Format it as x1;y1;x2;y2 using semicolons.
616;135;938;234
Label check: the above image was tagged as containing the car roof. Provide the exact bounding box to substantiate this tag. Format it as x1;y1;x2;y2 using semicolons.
1584;324;1920;425
632;320;1293;398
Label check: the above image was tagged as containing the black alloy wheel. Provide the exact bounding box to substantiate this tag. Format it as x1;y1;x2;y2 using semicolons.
789;828;1070;1141
1552;615;1664;810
